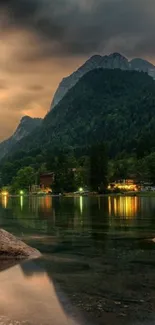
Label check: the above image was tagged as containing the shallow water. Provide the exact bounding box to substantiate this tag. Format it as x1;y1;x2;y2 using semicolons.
0;259;83;325
0;195;155;324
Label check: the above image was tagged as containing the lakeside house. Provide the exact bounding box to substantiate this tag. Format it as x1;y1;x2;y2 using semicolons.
31;172;54;194
40;172;54;190
108;179;155;192
108;179;138;192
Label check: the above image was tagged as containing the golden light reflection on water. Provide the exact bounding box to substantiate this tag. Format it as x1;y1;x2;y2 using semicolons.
108;196;138;218
29;196;53;217
1;195;8;209
39;196;53;211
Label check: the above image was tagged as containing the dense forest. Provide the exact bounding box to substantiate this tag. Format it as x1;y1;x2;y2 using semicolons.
1;68;155;190
8;68;155;158
1;144;155;193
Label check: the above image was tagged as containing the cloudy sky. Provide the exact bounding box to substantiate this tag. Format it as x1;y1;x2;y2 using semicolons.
1;0;155;141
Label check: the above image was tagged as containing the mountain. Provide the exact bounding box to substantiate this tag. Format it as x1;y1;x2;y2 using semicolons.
51;53;155;109
0;116;42;160
8;69;155;159
130;58;155;72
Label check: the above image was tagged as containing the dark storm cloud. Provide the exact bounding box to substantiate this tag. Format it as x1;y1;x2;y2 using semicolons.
1;0;155;58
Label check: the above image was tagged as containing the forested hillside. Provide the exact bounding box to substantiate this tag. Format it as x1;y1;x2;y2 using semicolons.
11;68;155;158
2;68;155;188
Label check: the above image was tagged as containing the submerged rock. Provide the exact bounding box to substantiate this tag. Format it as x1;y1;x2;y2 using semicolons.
0;229;41;259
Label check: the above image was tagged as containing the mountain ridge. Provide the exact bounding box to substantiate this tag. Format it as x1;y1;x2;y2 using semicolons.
51;53;155;109
0;116;42;161
5;68;155;161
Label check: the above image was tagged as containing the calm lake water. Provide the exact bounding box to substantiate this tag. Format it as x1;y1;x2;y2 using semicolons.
0;195;155;242
0;195;155;325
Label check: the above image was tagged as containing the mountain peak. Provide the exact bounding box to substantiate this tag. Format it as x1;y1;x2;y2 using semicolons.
50;52;155;109
88;54;103;62
109;52;127;59
0;116;42;160
20;115;32;123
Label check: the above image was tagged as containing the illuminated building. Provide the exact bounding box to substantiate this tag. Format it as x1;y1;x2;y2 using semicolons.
31;172;54;194
39;172;54;193
108;179;138;192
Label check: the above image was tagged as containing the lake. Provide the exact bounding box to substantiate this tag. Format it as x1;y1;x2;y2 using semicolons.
0;195;155;325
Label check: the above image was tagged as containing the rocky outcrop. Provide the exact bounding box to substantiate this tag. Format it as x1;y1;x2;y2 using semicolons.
0;229;41;259
50;52;155;109
0;116;42;161
12;116;42;142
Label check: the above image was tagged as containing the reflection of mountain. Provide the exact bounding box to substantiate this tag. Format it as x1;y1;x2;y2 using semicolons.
0;260;18;272
20;259;44;276
0;261;80;325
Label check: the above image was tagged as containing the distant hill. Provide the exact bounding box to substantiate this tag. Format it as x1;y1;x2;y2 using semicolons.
51;53;155;109
8;69;155;159
0;116;42;160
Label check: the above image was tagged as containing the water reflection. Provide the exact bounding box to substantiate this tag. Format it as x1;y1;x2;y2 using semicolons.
1;195;8;209
79;196;83;214
20;195;24;210
0;195;155;242
108;196;138;218
0;260;80;325
1;195;155;325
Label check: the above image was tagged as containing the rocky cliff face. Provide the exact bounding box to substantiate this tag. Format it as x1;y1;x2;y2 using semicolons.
0;116;42;160
12;116;42;142
51;53;155;109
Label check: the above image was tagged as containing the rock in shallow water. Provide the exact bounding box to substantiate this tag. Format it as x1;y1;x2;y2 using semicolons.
0;229;41;259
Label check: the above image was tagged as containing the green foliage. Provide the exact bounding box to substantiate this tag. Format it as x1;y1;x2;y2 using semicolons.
110;157;137;181
0;162;15;185
89;143;108;192
138;153;155;184
2;69;155;188
52;153;77;193
3;68;155;159
12;166;36;192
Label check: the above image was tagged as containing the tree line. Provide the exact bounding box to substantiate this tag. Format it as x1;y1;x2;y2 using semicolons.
1;142;155;194
0;144;108;193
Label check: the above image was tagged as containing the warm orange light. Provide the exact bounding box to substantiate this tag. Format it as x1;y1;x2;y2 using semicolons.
1;191;9;196
109;196;138;218
111;182;137;191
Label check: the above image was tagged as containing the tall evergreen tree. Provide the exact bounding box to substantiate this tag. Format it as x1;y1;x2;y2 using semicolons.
89;143;108;192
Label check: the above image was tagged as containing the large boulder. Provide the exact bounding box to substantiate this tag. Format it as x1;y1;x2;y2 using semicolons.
0;229;41;259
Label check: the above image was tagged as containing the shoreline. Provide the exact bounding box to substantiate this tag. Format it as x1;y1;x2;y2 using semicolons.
1;191;155;198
